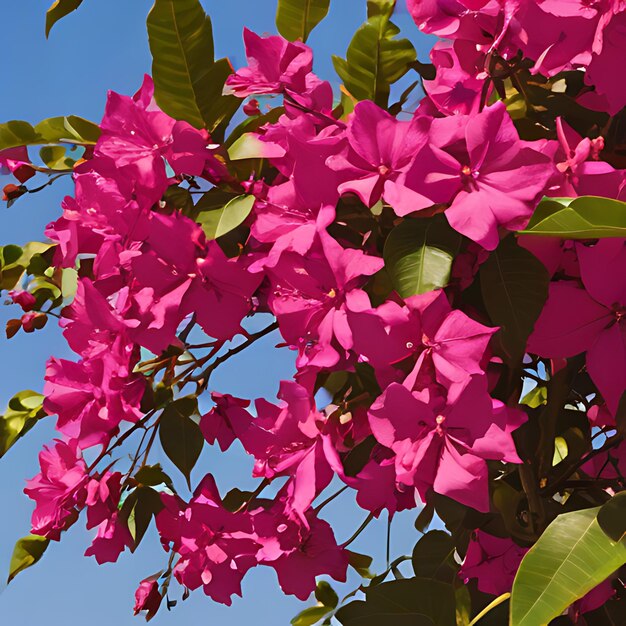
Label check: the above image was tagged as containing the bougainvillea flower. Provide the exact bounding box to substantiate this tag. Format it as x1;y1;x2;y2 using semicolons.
24;439;88;541
84;510;134;564
133;578;163;621
459;530;529;596
267;232;383;369
156;475;261;605
85;471;124;529
368;377;522;511
252;496;348;600
395;102;553;249
326;100;429;208
200;393;252;452
528;239;626;414
225;29;314;98
0;146;35;183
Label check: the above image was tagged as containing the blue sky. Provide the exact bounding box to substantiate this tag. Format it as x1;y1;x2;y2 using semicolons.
0;2;434;624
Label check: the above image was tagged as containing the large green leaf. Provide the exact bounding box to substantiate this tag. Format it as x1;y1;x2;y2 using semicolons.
195;194;255;240
597;491;626;542
0;116;99;151
480;236;549;363
519;196;626;238
45;0;83;37
159;397;203;489
148;0;237;132
8;535;49;583
0;121;40;151
383;215;461;298
510;507;626;626
411;530;455;581
276;0;331;43
332;3;416;107
0;390;46;458
336;578;456;626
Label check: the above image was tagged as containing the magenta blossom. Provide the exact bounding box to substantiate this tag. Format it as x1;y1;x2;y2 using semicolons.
84;510;134;564
133;578;163;621
394;102;553;249
0;146;35;183
326;100;429;208
24;439;88;541
528;239;626;414
225;29;314;98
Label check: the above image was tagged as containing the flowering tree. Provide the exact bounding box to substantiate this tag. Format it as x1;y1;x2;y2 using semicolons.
1;0;626;624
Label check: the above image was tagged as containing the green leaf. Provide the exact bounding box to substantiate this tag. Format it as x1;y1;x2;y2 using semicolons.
347;550;375;579
35;116;101;145
510;507;626;626
120;487;163;550
336;578;455;626
148;0;238;131
519;196;626;238
552;436;568;466
411;530;455;580
134;463;174;491
383;215;461;298
46;0;83;37
8;535;49;583
0;121;40;151
520;385;547;408
195;194;255;240
597;491;626;542
315;581;339;609
276;0;331;43
39;146;75;170
0;390;46;458
332;6;416;107
291;605;333;626
480;236;549;363
159;397;203;489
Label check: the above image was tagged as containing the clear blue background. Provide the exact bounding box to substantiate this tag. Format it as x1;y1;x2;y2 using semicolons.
0;2;433;624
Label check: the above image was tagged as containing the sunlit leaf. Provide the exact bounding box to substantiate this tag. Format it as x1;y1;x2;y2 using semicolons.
45;0;83;37
195;194;255;240
276;0;331;43
8;535;49;583
597;492;626;542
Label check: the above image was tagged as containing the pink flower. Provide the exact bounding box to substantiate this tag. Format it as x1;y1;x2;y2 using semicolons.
85;510;133;564
528;239;626;414
368;377;522;511
326;100;429;208
395;102;553;249
9;290;36;312
156;475;261;606
133;578;163;621
267;231;383;369
85;471;123;529
24;440;88;541
200;393;252;452
459;530;529;596
0;146;35;183
225;29;314;98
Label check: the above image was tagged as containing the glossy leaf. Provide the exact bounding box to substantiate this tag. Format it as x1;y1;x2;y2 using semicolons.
196;194;255;240
332;5;416;107
8;535;49;583
383;215;461;298
276;0;331;43
291;605;333;626
510;507;626;626
337;578;455;626
597;491;626;542
411;530;455;580
148;0;238;131
34;116;100;145
159;397;203;489
0;390;46;458
480;236;549;363
45;0;83;36
519;196;626;238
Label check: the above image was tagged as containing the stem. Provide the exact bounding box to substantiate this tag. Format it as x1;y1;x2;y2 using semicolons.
342;512;375;548
190;321;279;390
518;462;544;535
314;485;349;513
386;513;392;570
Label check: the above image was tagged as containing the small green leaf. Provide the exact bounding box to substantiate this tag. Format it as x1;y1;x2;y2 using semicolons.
276;0;331;43
45;0;83;36
520;385;547;408
552;436;568;466
347;550;375;578
480;236;549;363
0;391;46;458
8;535;49;583
597;491;626;542
315;581;339;609
159;397;203;489
510;507;626;626
0;121;40;151
291;605;333;626
134;464;174;491
39;146;75;170
121;487;164;550
519;196;626;238
196;194;255;240
384;215;461;298
34;116;100;145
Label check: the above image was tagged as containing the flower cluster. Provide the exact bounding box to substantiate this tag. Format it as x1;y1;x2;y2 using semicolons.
4;0;625;621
